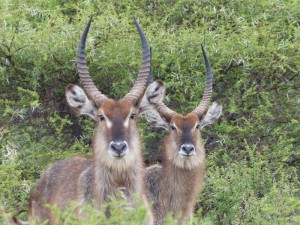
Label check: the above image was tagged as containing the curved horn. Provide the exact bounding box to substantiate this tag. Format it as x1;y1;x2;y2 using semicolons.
77;16;108;107
191;44;213;116
124;16;151;105
147;47;154;85
155;102;177;122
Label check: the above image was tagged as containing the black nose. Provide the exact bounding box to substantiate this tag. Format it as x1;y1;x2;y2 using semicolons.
181;144;195;154
110;141;128;154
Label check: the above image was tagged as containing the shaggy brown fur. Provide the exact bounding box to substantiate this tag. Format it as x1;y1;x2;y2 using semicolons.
143;45;222;224
145;113;206;225
28;97;152;224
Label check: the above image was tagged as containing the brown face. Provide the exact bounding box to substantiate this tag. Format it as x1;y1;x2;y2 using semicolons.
96;99;138;159
165;113;205;169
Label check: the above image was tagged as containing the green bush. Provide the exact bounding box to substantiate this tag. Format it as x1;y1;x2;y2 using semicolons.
1;0;299;224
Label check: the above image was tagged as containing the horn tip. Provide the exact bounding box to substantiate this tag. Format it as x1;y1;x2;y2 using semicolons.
132;15;138;25
201;44;206;55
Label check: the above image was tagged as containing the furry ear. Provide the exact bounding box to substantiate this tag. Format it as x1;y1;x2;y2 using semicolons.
143;110;169;130
138;80;165;114
138;80;169;129
200;101;222;129
65;84;98;121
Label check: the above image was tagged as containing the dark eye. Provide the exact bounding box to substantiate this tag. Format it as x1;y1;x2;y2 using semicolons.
170;125;176;131
130;113;136;120
99;115;105;121
196;124;200;129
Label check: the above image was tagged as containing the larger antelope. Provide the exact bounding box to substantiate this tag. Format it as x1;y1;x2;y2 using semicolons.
19;17;161;225
144;45;223;225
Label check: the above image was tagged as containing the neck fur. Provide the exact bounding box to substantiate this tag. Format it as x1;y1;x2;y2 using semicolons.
159;143;206;214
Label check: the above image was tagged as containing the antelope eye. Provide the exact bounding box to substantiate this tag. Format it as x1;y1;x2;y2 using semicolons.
130;113;136;120
196;124;200;129
98;115;105;121
170;125;176;131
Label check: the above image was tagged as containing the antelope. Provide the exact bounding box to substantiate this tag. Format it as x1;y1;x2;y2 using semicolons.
18;17;161;225
144;45;223;225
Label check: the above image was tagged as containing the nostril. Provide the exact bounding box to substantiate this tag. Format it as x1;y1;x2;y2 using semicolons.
111;144;117;151
189;146;195;152
120;143;127;151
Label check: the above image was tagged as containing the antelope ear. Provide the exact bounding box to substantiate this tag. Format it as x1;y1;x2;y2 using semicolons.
143;110;169;130
65;84;98;121
138;80;165;114
138;80;169;130
200;101;222;129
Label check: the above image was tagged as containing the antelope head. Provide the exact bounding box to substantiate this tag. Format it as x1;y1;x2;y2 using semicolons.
145;45;222;169
65;17;155;169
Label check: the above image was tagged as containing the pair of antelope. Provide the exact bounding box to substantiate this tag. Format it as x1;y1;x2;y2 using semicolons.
15;17;222;225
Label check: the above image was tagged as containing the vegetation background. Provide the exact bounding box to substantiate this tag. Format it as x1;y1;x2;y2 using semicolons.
0;0;299;224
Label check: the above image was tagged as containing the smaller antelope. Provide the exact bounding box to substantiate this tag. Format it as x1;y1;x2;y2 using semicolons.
144;45;222;225
18;17;161;225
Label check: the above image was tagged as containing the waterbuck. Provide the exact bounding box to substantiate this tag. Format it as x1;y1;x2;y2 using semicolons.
144;45;223;225
24;17;157;224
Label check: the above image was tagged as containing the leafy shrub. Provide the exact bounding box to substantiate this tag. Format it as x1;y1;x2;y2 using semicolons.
0;0;299;224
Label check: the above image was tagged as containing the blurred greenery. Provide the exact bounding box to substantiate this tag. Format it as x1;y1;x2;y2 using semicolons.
0;0;299;224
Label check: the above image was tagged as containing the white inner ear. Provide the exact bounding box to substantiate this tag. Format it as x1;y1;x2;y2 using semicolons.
65;85;98;121
200;101;223;129
138;80;165;114
144;110;169;130
138;80;169;130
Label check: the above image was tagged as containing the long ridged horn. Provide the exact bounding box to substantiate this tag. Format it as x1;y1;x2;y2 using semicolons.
155;102;177;122
77;16;108;106
147;47;154;85
124;16;151;105
191;44;213;116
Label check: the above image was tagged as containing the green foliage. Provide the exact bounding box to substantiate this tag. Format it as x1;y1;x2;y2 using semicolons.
202;141;299;224
38;196;149;225
0;0;299;224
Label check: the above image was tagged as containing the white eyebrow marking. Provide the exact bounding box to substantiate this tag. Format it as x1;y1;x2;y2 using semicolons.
100;110;112;128
170;123;180;131
193;122;199;130
123;110;132;128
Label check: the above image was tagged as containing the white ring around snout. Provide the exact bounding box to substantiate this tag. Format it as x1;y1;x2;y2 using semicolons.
179;144;196;158
108;141;129;158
